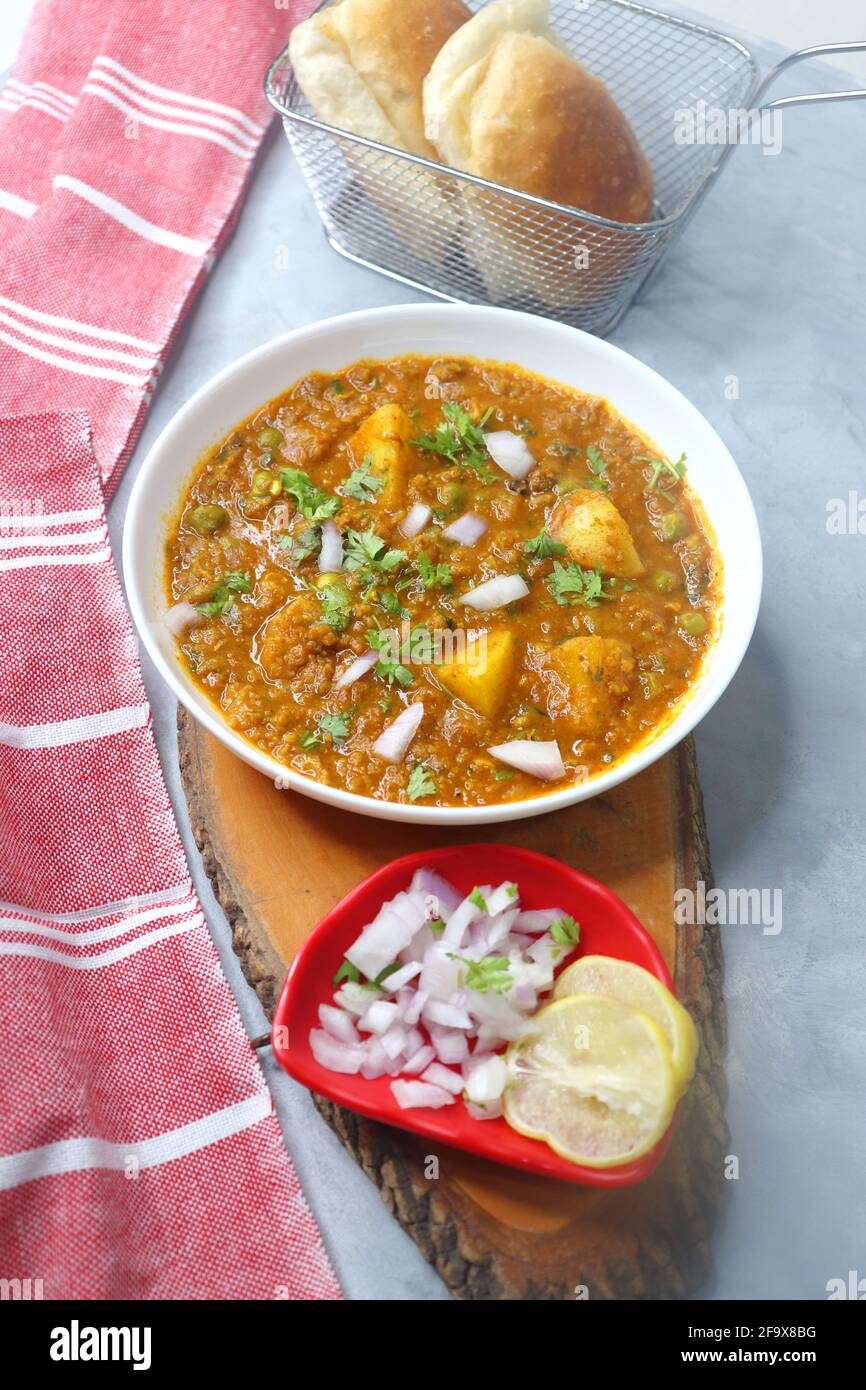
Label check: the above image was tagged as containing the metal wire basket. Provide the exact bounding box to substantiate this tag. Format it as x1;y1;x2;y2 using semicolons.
265;1;866;336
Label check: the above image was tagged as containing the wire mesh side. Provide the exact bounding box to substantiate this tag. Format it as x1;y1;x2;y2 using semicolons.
276;0;757;333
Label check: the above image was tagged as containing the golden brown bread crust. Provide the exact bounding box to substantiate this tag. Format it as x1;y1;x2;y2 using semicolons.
469;32;654;222
326;0;472;158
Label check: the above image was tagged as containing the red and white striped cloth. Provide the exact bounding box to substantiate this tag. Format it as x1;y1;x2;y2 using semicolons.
0;1;341;1298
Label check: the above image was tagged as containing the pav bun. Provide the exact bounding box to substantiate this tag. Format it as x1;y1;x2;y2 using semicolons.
290;0;472;159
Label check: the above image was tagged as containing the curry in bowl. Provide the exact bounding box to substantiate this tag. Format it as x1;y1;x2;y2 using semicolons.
164;355;721;808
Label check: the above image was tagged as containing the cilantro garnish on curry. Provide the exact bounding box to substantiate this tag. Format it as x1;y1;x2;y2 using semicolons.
165;355;721;807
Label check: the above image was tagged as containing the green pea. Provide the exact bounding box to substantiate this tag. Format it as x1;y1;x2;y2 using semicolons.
256;426;283;451
188;504;228;534
680;612;708;637
250;469;279;499
659;510;689;541
651;568;679;593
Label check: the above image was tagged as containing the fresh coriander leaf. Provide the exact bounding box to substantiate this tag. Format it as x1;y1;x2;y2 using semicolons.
196;571;250;619
494;769;513;781
524;526;567;561
416;551;453;590
319;582;353;633
367;628;413;686
447;953;512;996
317;710;352;747
428;918;445;935
638;451;688;492
469;887;488;912
412;401;494;482
330;378;344;395
378;690;393;713
549;915;581;947
547;561;613;608
332;959;361;987
407;763;436;802
278;525;321;566
378;589;409;619
297;728;321;751
343;454;384;502
586;444;610;492
344;528;406;574
280;467;341;523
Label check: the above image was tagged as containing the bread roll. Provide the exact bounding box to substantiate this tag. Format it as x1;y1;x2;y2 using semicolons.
424;0;653;221
423;0;654;309
290;0;471;159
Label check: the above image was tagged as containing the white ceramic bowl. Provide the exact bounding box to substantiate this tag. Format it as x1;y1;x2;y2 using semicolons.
124;303;762;825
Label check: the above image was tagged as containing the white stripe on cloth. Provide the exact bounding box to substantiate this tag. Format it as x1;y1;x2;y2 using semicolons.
0;327;153;386
6;77;77;110
0;93;69;122
0;528;105;551
0;295;161;352
85;69;260;151
0;703;149;749
0;547;112;575
0;897;199;944
0;188;37;218
0;1092;272;1191
0;309;157;369
0;506;104;530
93;53;265;136
82;82;258;161
0;881;192;924
53;173;210;258
0;913;204;967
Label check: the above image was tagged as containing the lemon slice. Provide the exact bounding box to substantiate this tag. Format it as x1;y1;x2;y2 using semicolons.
504;995;677;1168
553;955;698;1092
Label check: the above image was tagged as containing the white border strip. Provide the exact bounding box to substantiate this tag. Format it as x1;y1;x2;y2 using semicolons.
0;1092;271;1190
0;546;111;576
54;173;209;258
0;914;203;966
0;295;161;353
0;187;37;218
93;54;264;135
0;703;149;749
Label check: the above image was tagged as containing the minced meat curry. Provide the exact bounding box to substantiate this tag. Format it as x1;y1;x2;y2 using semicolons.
164;355;721;808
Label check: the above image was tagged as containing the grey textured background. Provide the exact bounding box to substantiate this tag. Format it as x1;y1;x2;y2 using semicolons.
5;2;864;1299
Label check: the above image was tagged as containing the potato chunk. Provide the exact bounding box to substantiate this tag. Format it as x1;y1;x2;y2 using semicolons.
256;593;321;682
538;635;637;737
346;403;415;509
436;629;515;719
549;489;644;579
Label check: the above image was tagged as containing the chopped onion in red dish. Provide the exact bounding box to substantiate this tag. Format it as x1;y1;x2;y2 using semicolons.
164;601;203;637
488;738;565;781
373;702;424;764
310;869;581;1116
318;519;343;573
442;511;487;545
483;430;535;480
400;502;431;539
391;1080;456;1110
335;648;378;690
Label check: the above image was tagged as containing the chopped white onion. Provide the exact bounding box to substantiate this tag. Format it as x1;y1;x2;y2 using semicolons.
424;999;473;1030
345;905;416;981
441;895;481;947
360;1037;399;1080
429;1024;470;1064
488;738;565;781
400;502;431;539
309;1029;362;1074
483;430;535;480
335;648;378;690
318;1004;359;1045
401;987;428;1028
333;981;374;1015
465;1098;503;1121
381;960;422;994
410;868;462;917
380;1022;408;1060
164;601;202;637
318;519;343;573
442;511;487;545
464;1054;508;1105
391;1080;456;1110
373;702;424;764
460;574;530;611
357;999;400;1035
402;1044;436;1075
485;882;520;917
515;908;564;934
421;1062;466;1096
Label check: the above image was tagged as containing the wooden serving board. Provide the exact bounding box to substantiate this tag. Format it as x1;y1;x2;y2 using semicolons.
178;709;727;1300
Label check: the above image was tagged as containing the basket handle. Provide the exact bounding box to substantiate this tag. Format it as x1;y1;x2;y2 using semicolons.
755;41;866;110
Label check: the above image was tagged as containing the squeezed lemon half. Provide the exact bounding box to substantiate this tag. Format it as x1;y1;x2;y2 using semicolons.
504;994;679;1168
553;955;699;1092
